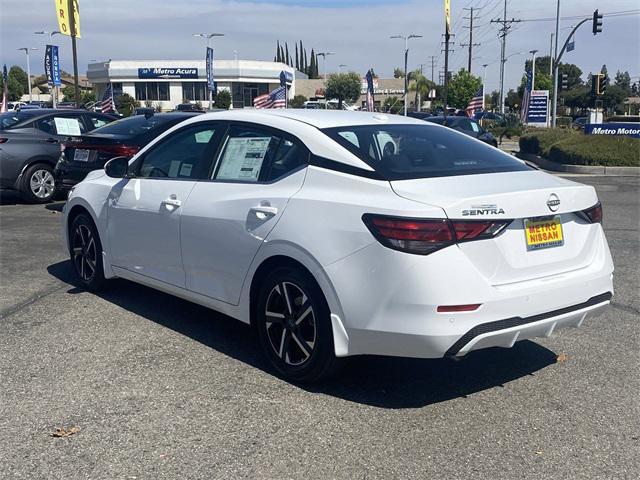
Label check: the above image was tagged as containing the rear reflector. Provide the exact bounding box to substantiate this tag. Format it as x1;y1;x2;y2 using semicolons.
363;214;511;255
437;304;481;313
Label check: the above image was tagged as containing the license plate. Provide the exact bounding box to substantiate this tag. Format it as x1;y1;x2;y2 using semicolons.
74;149;90;162
524;216;564;251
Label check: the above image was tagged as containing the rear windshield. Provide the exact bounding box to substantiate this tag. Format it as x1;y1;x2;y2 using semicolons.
0;112;38;130
321;124;530;180
92;114;182;136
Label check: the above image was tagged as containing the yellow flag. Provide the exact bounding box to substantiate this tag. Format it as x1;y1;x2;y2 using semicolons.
445;0;451;35
55;0;81;38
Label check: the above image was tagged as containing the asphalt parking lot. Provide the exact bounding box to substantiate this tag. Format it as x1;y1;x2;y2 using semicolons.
1;175;638;480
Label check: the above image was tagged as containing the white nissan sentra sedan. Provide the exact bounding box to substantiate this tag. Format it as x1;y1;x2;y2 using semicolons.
62;110;613;382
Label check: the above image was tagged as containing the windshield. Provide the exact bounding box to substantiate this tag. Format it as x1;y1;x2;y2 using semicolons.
321;124;531;180
91;114;180;136
0;112;36;130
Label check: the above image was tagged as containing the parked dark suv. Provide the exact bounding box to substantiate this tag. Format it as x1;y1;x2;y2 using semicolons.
0;109;117;202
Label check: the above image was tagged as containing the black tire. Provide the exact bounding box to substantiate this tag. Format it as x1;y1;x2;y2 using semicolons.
21;163;57;203
69;213;106;291
256;266;343;383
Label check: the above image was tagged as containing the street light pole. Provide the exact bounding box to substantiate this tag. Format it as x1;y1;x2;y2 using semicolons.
193;33;224;110
482;63;489;110
35;31;61;108
529;49;538;90
390;34;422;116
316;52;335;81
551;0;561;127
17;47;37;103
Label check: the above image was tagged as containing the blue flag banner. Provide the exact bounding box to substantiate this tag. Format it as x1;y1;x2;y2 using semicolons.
206;47;215;91
44;45;54;86
51;45;61;86
365;69;375;112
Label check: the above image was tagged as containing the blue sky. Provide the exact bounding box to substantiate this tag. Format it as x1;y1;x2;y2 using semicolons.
1;0;639;93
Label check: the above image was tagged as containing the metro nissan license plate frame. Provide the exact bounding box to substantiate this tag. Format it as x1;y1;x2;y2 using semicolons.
524;216;564;251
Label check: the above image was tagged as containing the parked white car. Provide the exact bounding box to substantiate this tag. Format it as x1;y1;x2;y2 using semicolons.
303;99;359;111
63;110;613;382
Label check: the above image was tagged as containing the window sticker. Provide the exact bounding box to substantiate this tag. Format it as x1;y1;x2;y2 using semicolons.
194;130;215;143
179;163;193;177
216;136;271;181
470;122;480;133
54;117;82;136
169;160;181;178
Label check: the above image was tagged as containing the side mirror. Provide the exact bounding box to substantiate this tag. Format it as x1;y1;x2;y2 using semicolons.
104;156;131;178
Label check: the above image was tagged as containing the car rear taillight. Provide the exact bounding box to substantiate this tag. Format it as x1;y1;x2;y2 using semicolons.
362;214;511;255
64;143;141;158
0;138;8;144
581;202;602;224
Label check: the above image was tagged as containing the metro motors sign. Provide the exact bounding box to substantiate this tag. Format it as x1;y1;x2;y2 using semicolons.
138;67;198;79
585;123;640;138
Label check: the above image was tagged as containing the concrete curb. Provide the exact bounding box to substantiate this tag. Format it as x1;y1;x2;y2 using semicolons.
516;152;640;176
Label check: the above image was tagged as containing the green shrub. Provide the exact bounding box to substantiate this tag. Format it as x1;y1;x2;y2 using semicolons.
519;128;574;156
548;135;640;167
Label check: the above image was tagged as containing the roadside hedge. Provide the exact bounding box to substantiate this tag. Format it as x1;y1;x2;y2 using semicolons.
519;128;640;167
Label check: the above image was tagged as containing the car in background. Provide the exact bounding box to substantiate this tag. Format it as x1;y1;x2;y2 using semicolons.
572;117;588;130
406;111;432;120
175;103;204;112
133;107;156;116
303;100;359;111
473;111;506;127
426;116;498;147
0;109;117;202
6;102;27;111
55;112;201;191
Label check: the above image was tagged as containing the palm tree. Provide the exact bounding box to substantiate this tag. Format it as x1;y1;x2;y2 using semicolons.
409;70;434;112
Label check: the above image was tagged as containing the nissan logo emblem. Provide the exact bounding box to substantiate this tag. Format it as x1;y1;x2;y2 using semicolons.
547;194;560;212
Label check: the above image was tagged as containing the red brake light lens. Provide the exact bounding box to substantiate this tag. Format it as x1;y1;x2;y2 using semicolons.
363;215;511;255
582;202;602;224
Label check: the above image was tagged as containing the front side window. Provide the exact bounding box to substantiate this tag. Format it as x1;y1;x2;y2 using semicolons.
322;124;531;180
213;126;306;182
138;124;218;179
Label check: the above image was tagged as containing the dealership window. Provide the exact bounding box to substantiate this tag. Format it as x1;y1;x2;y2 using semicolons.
232;82;269;108
135;82;169;101
112;82;123;98
182;82;208;101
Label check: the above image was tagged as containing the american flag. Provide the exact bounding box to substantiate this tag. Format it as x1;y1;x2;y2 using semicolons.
1;64;8;113
465;86;484;117
99;83;117;113
520;70;533;123
253;86;286;109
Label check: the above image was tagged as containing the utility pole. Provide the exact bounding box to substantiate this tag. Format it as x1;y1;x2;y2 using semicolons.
491;0;521;114
460;7;481;73
443;32;452;119
427;55;437;84
549;33;554;76
68;0;80;108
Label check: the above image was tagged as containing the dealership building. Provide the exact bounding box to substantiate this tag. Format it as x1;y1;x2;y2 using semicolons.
87;60;302;110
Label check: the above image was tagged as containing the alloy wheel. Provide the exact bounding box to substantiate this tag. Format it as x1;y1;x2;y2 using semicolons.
72;224;97;282
30;169;55;199
265;281;317;366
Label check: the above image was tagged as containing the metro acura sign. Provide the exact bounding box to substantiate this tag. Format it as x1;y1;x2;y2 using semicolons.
138;67;198;79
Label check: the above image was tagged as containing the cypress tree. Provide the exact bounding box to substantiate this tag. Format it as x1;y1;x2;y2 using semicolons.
310;49;315;79
276;40;281;63
295;44;299;71
279;45;285;64
285;43;290;66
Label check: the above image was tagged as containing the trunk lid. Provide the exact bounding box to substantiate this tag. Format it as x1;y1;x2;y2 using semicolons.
391;171;602;285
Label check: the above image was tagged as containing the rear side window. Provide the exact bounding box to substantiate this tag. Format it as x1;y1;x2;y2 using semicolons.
37;116;86;135
86;114;112;129
213;125;306;182
322;124;531;180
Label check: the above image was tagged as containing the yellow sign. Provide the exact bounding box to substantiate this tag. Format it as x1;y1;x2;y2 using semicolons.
55;0;81;38
524;216;564;251
445;0;451;35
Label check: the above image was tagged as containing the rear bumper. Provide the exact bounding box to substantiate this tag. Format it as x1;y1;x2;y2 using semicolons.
323;225;614;358
53;161;98;190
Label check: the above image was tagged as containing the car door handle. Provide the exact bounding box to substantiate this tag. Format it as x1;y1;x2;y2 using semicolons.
250;205;278;218
45;138;58;144
162;196;182;208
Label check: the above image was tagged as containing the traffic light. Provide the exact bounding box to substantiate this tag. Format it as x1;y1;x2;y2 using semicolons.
592;9;603;35
561;74;569;90
600;74;608;94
